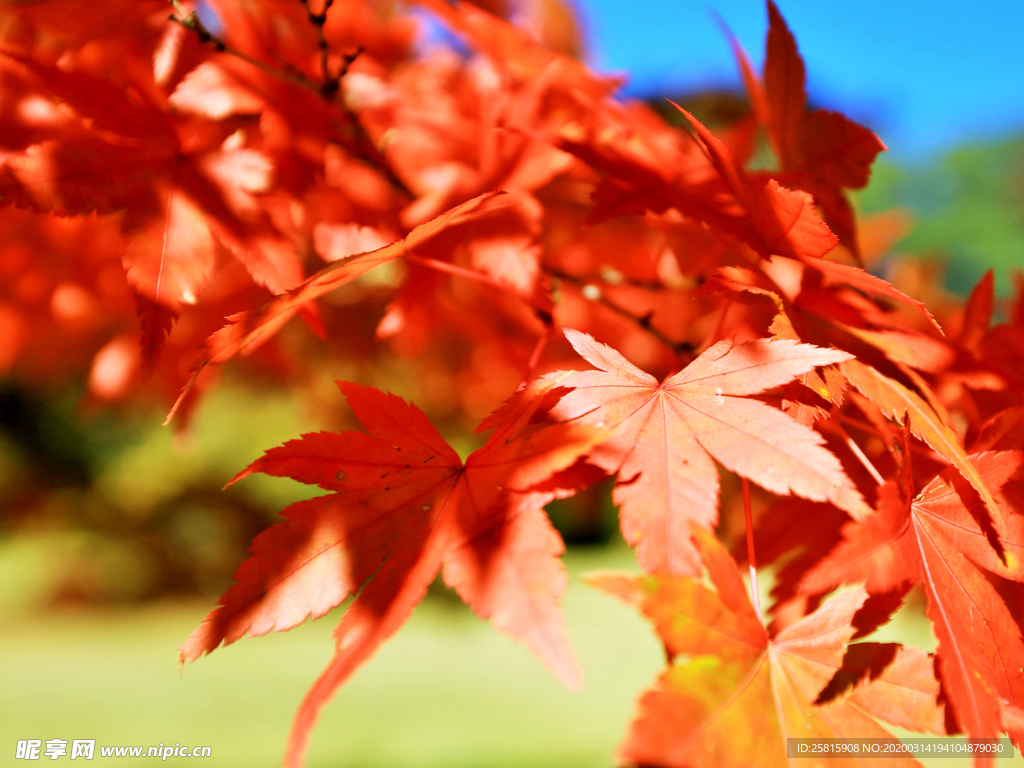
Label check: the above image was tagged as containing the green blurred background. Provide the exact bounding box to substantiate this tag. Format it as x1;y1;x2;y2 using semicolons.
3;100;1024;766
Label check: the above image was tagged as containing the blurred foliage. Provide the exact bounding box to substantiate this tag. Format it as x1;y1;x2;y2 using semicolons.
0;378;327;608
2;122;1024;611
856;137;1024;296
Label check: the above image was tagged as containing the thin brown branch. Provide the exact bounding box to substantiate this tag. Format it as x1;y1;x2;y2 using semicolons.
544;266;694;358
169;2;321;93
309;0;335;91
293;1;404;194
169;1;411;199
547;268;670;293
320;43;413;198
299;0;346;97
337;47;363;80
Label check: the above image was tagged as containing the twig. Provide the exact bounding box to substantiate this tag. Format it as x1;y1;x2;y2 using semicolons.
548;268;670;293
169;1;321;93
292;0;406;194
302;0;335;92
544;266;693;358
337;48;363;81
168;1;412;198
298;0;360;97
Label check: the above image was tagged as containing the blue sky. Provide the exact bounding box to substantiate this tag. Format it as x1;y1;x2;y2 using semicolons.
575;0;1024;162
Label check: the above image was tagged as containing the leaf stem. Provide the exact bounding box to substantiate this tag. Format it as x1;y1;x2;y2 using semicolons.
523;315;553;380
832;421;885;486
742;477;763;623
834;412;938;462
709;292;736;346
404;254;509;292
163;367;200;426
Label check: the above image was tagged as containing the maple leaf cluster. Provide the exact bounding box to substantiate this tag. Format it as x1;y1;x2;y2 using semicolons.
1;1;1023;766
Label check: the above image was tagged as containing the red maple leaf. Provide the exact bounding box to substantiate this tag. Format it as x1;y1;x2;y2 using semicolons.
0;52;304;368
729;1;886;257
801;440;1024;744
180;376;598;767
672;104;840;262
2;2;1018;767
589;528;941;768
165;190;510;421
549;329;870;576
557;102;841;264
842;359;1007;533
